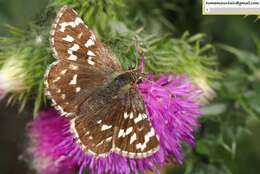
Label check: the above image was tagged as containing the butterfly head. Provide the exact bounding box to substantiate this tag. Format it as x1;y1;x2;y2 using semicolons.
128;69;145;84
127;54;146;84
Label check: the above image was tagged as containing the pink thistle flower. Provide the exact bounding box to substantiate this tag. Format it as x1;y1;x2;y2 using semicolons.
26;109;77;174
26;74;201;174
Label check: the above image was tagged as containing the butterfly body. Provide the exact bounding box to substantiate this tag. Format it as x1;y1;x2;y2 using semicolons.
100;70;144;95
77;70;143;117
45;6;160;158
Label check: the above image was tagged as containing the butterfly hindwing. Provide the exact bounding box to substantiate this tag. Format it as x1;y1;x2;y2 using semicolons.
113;88;160;158
70;87;160;158
70;98;121;156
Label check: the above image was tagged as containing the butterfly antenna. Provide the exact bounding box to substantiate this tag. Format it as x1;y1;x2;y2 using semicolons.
139;53;145;73
134;56;138;70
133;35;143;71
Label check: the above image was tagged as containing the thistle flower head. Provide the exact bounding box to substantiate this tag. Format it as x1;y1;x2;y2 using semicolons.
193;77;216;105
26;74;201;174
0;57;27;99
26;109;77;174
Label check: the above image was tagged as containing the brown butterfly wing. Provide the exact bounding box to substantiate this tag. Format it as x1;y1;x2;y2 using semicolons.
71;87;160;158
50;6;121;71
113;88;160;158
70;98;120;156
45;6;122;116
45;61;109;116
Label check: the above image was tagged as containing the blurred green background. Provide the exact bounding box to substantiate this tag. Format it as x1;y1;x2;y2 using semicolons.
1;0;260;174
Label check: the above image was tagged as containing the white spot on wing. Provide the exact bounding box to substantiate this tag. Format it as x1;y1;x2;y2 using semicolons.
69;64;78;70
105;137;112;142
85;39;95;48
53;76;61;82
75;17;83;25
67;55;77;61
90;34;96;41
136;128;156;151
124;112;128;119
60;69;67;75
61;94;66;99
101;124;112;131
78;32;83;38
129;112;134;119
136;143;146;151
69;44;80;51
87;57;95;65
125;127;133;136
67;44;79;61
76;87;81;93
137;127;144;132
118;129;124;138
69;74;77;85
62;35;74;42
134;113;143;123
96;141;104;147
130;133;137;144
87;50;95;57
84;131;90;136
59;17;84;32
59;22;70;32
142;113;147;119
118;127;133;138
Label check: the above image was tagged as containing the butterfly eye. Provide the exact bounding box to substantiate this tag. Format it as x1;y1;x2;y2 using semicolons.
136;77;143;84
129;62;138;70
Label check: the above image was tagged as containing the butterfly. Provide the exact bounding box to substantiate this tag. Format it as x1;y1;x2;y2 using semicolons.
45;6;160;158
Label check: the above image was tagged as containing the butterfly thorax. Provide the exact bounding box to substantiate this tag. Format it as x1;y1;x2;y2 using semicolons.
111;70;144;90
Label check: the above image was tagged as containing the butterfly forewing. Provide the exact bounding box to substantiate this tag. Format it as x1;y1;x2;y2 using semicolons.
46;6;122;116
50;6;121;71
